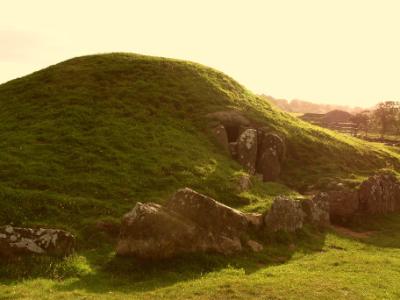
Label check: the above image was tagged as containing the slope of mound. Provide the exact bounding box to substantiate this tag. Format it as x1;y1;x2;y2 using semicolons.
0;53;398;239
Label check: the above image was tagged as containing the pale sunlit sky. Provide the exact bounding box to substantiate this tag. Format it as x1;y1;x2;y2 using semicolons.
1;0;400;107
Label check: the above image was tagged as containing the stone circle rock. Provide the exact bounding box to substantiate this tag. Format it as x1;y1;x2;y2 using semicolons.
236;129;258;174
264;196;305;232
256;132;285;181
257;131;285;163
358;173;400;215
257;149;281;181
211;124;230;153
236;174;252;192
0;226;75;258
302;194;330;228
320;190;359;223
117;189;264;259
165;188;250;237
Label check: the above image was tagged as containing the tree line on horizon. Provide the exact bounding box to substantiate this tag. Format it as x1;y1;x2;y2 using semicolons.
352;101;400;139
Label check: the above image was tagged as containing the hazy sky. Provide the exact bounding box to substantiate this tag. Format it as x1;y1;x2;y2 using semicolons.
1;0;399;107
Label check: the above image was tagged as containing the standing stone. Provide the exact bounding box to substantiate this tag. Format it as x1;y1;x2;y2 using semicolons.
258;131;286;162
258;149;281;181
264;196;305;232
256;132;285;181
237;129;258;174
211;124;230;153
302;193;330;228
321;190;359;223
358;173;400;214
236;174;252;192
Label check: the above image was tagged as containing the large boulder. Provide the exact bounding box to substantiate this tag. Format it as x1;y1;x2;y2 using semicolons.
302;194;330;228
165;188;251;237
256;132;285;181
257;131;285;162
321;190;359;223
116;202;243;259
210;124;230;153
117;188;268;259
257;149;281;181
358;173;400;214
264;196;305;232
0;226;75;258
236;129;258;174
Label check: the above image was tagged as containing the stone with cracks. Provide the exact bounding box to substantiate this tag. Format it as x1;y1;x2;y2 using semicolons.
211;124;230;153
256;132;285;181
0;226;75;258
264;196;305;232
302;193;330;228
358;173;400;215
236;129;258;174
320;190;359;223
165;188;251;237
117;188;267;259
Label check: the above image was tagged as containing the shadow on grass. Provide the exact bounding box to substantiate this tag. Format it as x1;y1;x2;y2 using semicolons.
345;213;400;249
48;227;327;295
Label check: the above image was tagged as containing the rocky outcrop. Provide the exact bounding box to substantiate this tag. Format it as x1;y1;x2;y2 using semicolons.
206;111;286;182
358;173;400;215
236;129;258;174
320;190;359;223
257;132;285;181
117;188;263;259
0;226;75;258
116;202;243;259
211;124;230;154
236;174;252;192
320;173;400;223
165;188;251;237
264;196;305;232
302;194;330;227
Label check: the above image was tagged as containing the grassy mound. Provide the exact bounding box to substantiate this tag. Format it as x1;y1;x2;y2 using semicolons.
0;53;399;241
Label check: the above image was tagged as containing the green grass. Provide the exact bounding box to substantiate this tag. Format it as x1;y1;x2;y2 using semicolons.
1;52;400;298
2;214;400;299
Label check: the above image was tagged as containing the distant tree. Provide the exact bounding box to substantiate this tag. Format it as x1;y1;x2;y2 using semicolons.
373;101;399;139
351;111;371;137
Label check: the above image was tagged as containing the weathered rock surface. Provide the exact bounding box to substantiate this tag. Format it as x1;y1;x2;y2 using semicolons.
237;129;258;174
247;240;264;252
321;190;359;223
257;149;282;181
264;196;305;232
117;189;263;259
256;132;285;181
165;188;250;237
0;226;75;258
236;174;252;192
211;124;230;153
302;194;330;227
117;202;240;259
257;131;286;163
359;173;400;215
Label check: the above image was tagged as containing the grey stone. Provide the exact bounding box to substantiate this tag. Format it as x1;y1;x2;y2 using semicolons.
0;226;75;258
264;196;305;232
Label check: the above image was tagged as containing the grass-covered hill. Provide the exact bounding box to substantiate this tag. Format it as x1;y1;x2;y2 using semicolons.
0;53;399;241
2;53;400;299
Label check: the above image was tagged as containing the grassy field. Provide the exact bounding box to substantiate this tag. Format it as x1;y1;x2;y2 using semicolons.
1;214;400;299
1;53;400;299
